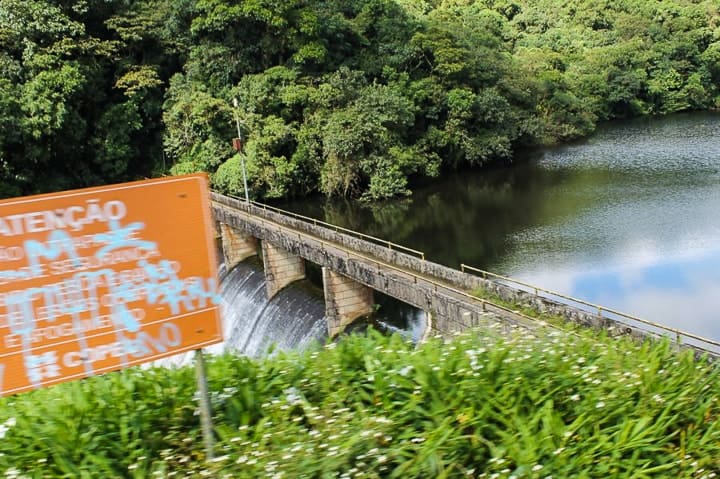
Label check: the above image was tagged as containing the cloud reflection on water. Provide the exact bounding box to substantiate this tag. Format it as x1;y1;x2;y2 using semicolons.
520;247;720;341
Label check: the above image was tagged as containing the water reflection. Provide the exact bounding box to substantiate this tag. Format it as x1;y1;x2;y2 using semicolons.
523;248;720;340
281;112;720;340
505;113;720;339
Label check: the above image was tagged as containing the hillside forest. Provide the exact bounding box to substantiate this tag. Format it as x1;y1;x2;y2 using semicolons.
1;0;719;201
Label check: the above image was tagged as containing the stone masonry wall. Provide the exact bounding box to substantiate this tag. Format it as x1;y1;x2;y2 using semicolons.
322;268;374;337
214;197;542;336
260;241;306;299
219;222;258;269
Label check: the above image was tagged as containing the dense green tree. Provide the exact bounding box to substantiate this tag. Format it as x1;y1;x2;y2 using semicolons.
1;0;718;200
0;0;180;195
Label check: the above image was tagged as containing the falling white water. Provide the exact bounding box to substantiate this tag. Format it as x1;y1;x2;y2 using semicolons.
219;259;328;357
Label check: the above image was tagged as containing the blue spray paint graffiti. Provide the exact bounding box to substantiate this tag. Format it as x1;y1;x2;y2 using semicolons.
93;220;157;258
24;351;61;383
24;230;81;275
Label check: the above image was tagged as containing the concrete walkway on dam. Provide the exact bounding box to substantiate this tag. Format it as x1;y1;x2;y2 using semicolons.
212;195;548;338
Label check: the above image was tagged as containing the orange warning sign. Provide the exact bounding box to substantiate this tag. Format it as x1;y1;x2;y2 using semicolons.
0;174;222;396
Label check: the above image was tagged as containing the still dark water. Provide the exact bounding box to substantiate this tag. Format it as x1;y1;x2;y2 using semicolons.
282;112;720;341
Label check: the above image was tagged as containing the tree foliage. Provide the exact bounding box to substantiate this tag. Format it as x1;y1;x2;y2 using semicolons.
1;0;719;200
0;0;179;194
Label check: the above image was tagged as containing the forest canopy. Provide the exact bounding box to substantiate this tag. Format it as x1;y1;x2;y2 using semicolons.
1;0;719;200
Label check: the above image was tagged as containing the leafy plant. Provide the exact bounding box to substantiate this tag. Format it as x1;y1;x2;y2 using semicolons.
1;326;719;477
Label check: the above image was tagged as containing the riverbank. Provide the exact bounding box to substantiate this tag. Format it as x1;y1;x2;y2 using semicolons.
2;327;718;477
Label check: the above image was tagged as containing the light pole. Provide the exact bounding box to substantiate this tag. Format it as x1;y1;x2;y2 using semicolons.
232;98;250;202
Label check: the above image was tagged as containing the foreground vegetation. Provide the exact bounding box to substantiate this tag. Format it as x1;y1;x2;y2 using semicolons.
1;0;719;199
1;327;719;478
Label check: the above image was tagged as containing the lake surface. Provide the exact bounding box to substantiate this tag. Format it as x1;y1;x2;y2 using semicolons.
282;112;720;341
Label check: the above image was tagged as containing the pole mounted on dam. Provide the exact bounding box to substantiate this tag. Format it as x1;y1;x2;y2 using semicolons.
232;97;250;202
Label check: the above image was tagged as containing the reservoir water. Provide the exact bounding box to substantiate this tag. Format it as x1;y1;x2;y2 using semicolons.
280;112;720;341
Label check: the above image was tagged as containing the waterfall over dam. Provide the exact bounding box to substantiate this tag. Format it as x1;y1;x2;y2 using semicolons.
219;259;328;357
159;258;426;368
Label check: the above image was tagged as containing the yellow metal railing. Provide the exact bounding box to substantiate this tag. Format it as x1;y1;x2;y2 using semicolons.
460;263;720;352
217;192;425;260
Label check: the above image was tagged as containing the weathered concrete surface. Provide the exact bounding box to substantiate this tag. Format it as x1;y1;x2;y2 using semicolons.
213;196;538;336
261;241;306;299
211;193;714;357
323;268;374;337
220;222;258;269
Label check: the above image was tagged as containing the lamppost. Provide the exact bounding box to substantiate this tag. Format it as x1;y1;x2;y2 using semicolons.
232;98;250;202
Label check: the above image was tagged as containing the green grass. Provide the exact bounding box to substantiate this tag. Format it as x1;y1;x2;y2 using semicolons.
471;286;581;328
1;327;719;478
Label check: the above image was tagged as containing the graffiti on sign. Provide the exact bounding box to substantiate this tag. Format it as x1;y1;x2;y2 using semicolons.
0;174;222;396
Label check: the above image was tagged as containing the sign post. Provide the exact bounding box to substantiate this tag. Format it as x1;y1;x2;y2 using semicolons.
195;349;215;460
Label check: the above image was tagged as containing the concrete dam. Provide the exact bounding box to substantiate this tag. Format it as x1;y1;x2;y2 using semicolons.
211;192;720;358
